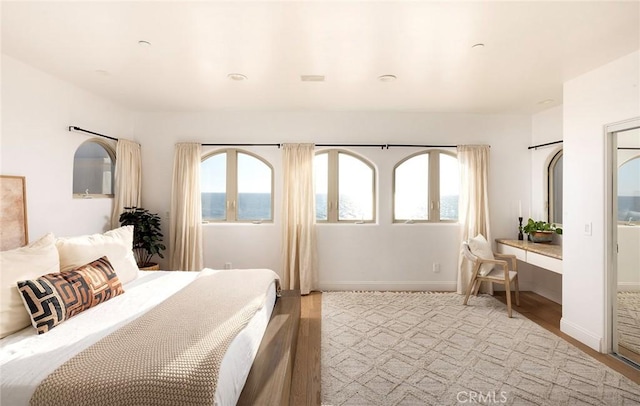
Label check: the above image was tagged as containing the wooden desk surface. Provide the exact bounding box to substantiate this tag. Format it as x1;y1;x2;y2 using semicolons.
496;239;562;260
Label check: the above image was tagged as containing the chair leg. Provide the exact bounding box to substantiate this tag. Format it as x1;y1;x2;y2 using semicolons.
463;277;476;305
505;279;512;318
514;276;520;306
472;280;481;296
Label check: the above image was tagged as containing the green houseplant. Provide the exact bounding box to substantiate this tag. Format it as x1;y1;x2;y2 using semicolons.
522;218;562;243
119;207;166;268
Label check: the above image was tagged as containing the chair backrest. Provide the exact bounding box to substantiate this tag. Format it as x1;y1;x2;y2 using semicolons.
461;241;478;263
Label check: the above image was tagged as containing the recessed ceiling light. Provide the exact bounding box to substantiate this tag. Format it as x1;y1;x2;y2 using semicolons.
227;73;248;81
138;40;152;47
538;99;555;105
378;74;397;82
471;43;485;49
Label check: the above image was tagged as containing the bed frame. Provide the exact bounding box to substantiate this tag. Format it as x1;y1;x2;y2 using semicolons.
237;289;301;406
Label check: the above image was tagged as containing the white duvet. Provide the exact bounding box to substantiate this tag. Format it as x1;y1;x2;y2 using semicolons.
0;269;276;406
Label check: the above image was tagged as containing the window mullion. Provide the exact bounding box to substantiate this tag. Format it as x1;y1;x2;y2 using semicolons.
227;149;238;222
430;151;440;222
328;150;339;223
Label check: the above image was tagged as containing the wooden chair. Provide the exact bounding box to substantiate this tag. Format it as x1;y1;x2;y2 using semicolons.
462;241;520;317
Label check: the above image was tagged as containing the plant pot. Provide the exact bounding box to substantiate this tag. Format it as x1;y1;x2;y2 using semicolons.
139;263;160;271
530;231;554;243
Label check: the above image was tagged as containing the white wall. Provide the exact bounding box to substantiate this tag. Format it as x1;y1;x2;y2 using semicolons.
135;112;531;290
562;50;640;351
1;55;135;240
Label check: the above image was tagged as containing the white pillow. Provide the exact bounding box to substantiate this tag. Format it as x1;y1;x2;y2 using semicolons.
1;233;59;338
468;234;495;276
55;226;139;285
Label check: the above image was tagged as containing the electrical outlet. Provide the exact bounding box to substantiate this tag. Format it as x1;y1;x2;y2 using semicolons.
224;262;232;269
584;222;592;236
433;263;441;273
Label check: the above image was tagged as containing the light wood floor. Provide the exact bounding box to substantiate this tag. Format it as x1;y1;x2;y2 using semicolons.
290;291;640;405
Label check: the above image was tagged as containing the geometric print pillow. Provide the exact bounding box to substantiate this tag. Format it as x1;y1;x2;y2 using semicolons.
16;256;124;334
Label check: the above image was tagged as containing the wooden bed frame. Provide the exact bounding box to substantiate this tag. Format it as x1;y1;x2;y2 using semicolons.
238;289;301;406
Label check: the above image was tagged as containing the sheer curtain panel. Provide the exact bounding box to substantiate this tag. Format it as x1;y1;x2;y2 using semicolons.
456;145;492;294
281;143;318;295
170;143;203;271
111;139;142;229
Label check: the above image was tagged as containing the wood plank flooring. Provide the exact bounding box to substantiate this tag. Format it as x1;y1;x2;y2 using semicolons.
290;291;640;405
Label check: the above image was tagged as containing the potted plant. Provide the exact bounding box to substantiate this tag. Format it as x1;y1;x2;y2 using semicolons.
522;218;563;243
119;207;166;270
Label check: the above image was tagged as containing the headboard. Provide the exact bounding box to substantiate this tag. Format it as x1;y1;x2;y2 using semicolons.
0;175;28;250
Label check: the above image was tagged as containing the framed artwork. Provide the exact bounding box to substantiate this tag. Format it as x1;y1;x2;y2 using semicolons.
0;175;28;250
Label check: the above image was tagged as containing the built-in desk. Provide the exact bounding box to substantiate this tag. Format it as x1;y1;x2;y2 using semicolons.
496;239;563;274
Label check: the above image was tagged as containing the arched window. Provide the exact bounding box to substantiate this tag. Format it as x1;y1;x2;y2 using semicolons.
393;150;459;222
73;139;115;197
314;150;376;223
548;149;563;224
201;149;273;222
618;156;640;223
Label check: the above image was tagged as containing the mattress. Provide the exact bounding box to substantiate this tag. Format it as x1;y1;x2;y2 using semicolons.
0;269;276;406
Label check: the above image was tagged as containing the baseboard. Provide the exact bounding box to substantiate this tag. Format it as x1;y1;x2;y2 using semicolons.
617;282;640;292
319;280;457;291
560;318;603;352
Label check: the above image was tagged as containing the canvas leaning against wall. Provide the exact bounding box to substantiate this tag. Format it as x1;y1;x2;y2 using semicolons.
0;175;28;250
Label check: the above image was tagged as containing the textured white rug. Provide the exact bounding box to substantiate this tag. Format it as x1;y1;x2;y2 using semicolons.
321;292;640;405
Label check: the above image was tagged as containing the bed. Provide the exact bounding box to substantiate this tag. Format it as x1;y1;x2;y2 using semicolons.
0;227;300;406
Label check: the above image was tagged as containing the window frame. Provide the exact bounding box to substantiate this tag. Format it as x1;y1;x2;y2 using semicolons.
201;148;274;223
547;148;563;225
392;149;459;223
72;138;116;199
315;149;377;224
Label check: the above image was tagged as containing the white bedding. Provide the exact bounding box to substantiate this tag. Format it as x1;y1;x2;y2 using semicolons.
0;269;276;406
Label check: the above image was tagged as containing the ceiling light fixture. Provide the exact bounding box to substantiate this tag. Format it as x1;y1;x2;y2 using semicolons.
94;69;110;76
138;40;152;47
378;74;397;82
538;99;555;105
227;73;247;81
471;43;485;49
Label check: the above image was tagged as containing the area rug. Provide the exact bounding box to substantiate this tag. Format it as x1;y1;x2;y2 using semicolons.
618;291;640;356
321;292;640;405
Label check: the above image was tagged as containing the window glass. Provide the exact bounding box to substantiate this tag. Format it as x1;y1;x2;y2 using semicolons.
440;153;459;221
549;151;563;224
394;154;429;220
237;152;272;221
393;150;459;222
314;150;375;223
201;150;273;222
73;140;114;195
618;156;640;222
201;153;227;221
314;153;329;221
338;153;374;221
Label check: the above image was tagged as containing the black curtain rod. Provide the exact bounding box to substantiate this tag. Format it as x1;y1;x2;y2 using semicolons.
68;126;118;141
618;147;640;150
528;140;563;150
202;143;458;149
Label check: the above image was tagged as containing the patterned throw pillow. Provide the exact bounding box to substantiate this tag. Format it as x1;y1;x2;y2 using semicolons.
17;256;124;334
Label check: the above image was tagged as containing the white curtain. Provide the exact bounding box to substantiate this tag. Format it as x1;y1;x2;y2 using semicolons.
281;143;318;295
169;143;203;271
456;145;492;294
111;139;142;229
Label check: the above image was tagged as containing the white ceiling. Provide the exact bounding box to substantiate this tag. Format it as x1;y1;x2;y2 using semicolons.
2;1;639;114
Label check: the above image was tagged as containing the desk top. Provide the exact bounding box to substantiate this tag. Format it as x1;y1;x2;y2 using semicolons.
496;239;562;260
